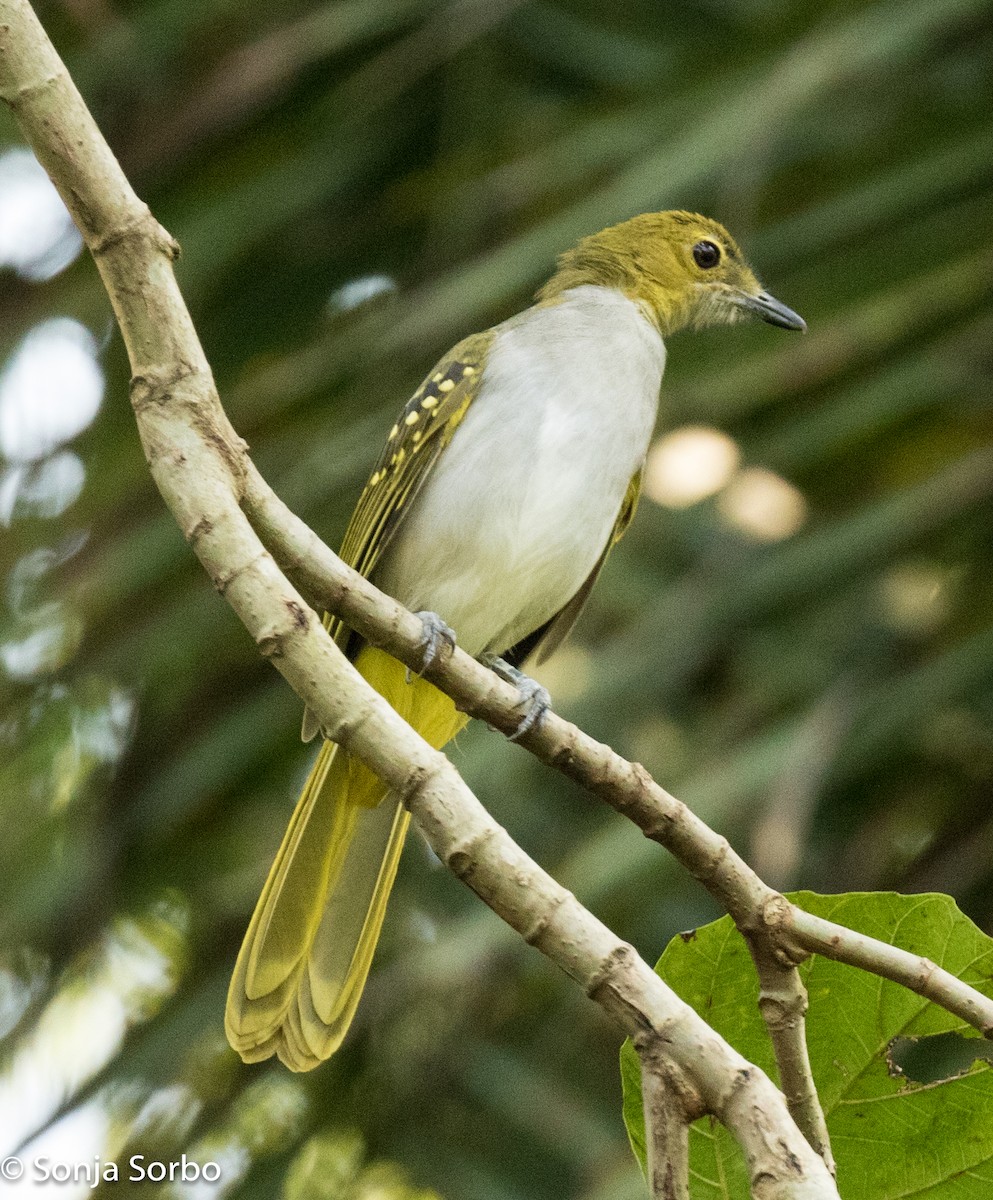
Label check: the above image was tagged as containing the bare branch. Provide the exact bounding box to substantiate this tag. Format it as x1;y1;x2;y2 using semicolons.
754;957;834;1174
789;907;993;1035
638;1044;694;1200
0;2;840;1195
242;460;993;1130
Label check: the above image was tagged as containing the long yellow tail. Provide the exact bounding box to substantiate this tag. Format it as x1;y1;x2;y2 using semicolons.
225;647;467;1070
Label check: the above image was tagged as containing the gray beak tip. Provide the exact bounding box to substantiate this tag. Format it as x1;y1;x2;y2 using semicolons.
750;290;806;332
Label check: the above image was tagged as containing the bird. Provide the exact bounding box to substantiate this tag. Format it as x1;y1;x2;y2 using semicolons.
225;210;805;1071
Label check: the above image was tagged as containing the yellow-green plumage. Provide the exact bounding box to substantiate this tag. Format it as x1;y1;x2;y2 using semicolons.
225;211;804;1071
226;650;464;1069
225;338;486;1070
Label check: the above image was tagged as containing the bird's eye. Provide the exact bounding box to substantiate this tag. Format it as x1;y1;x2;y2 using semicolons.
692;240;721;269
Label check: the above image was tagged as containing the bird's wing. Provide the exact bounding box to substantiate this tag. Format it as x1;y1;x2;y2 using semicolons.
302;330;493;741
506;467;643;668
333;328;494;645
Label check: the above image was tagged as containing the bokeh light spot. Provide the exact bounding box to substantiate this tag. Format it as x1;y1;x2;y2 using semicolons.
0;320;104;463
0;452;86;525
643;426;740;508
0;149;82;282
328;274;397;313
716;467;807;542
879;560;955;636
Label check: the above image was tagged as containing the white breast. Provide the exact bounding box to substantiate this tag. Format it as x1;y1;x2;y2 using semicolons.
376;286;666;657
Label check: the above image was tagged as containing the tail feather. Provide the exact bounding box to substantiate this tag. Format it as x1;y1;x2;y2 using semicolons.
306;798;410;1025
226;647;467;1070
244;741;350;999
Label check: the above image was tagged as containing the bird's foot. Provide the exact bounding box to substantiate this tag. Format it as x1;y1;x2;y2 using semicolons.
409;611;457;680
482;655;551;741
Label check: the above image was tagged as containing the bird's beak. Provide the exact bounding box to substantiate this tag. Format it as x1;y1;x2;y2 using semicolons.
734;290;806;332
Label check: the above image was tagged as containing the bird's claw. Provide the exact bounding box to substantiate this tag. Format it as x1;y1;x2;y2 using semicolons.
410;611;457;679
483;655;551;740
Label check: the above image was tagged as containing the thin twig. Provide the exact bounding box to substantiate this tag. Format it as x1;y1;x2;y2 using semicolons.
243;456;993;1167
238;458;993;1166
790;907;993;1033
754;957;834;1174
639;1043;693;1200
242;461;844;1160
0;3;840;1195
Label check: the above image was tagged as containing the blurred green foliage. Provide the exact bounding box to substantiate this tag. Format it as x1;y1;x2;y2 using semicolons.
0;0;992;1196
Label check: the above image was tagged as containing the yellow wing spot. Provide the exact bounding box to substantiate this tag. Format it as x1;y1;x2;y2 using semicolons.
422;396;440;410
463;365;476;376
392;447;406;466
412;430;422;442
404;411;420;426
448;396;472;431
439;379;455;392
389;424;399;440
432;373;444;382
369;470;382;486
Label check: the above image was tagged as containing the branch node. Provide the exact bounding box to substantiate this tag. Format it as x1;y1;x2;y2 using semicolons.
917;957;939;988
548;734;576;769
255;629;284;660
213;547;273;596
631;760;655;792
757;988;807;1031
254;605;311;660
637;1035;707;1122
130;363;201;411
760;893;809;966
521;890;568;945
185;515;213;546
0;68;60;106
397;756;458;821
721;1066;757;1112
585;942;638;1000
285;597;310;631
445;823;498;878
91;207;179;258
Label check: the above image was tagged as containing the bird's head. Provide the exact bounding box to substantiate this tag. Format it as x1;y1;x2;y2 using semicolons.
539;210;805;336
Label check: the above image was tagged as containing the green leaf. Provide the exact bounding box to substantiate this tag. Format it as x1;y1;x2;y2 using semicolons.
621;892;993;1198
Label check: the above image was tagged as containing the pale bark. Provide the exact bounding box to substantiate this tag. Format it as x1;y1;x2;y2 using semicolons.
0;2;842;1195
